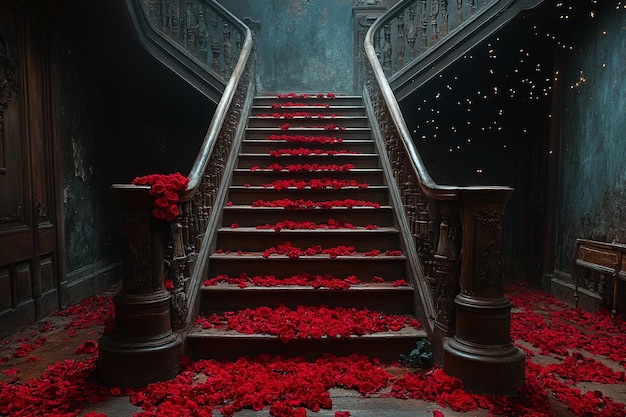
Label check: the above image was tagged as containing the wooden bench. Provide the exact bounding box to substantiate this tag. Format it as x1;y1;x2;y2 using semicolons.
574;239;626;318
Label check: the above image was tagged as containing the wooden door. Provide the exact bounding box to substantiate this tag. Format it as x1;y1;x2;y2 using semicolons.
0;2;60;338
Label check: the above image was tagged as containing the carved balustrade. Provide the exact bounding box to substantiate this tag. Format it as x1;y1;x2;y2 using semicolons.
140;0;245;79
364;0;525;395
100;0;255;387
370;0;497;78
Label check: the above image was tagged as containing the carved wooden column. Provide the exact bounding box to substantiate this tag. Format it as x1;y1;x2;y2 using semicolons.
431;200;460;361
443;188;525;395
353;2;387;92
99;185;182;388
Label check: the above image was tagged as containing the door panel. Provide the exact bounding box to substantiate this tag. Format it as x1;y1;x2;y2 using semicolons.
0;1;60;337
0;269;11;310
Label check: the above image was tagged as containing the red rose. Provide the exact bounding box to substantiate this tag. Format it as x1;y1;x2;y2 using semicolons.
150;181;167;196
164;204;180;221
154;195;170;208
164;189;180;202
76;339;98;354
152;208;166;220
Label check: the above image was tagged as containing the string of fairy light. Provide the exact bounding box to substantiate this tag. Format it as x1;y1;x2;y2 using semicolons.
407;0;623;180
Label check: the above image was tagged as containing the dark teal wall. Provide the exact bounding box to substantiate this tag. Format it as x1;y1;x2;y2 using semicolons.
219;0;355;93
58;0;213;300
59;51;119;276
555;7;626;272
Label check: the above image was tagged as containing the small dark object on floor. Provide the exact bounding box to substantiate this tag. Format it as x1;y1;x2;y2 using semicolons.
400;338;434;369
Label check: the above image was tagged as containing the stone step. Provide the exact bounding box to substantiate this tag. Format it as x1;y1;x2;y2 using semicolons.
239;139;376;154
244;127;371;141
187;317;425;361
254;95;364;107
230;168;385;185
247;115;369;129
215;227;400;252
251;104;366;116
208;253;407;281
221;205;395;228
200;283;414;314
226;185;389;205
236;153;380;169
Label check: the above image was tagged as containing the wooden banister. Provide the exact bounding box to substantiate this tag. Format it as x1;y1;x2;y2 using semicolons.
363;0;526;395
99;0;255;387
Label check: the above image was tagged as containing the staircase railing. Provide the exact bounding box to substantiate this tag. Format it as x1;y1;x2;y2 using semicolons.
99;0;255;388
372;0;542;101
364;0;538;395
125;0;250;102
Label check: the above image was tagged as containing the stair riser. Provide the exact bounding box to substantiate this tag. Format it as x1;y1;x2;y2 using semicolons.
231;170;385;185
247;117;369;129
221;207;395;227
201;288;414;314
239;140;376;154
215;230;400;252
254;96;364;107
244;129;371;141
208;257;406;281
236;155;380;169
251;106;366;116
226;188;389;205
186;335;422;362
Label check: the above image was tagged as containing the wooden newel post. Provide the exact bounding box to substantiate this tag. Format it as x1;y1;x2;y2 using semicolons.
442;188;525;395
98;185;182;387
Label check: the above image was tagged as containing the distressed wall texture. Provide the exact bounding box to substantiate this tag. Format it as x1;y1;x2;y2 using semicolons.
58;0;213;300
555;9;626;273
219;0;355;93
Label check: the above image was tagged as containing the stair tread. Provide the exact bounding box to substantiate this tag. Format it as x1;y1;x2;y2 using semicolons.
246;127;371;131
241;139;374;143
224;204;392;209
217;226;398;233
229;185;387;190
254;95;363;99
237;153;377;157
233;167;382;172
210;253;406;260
253;105;365;110
250;114;367;119
202;282;411;290
188;326;426;339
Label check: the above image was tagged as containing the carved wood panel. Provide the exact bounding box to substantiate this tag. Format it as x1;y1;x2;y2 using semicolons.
0;1;60;338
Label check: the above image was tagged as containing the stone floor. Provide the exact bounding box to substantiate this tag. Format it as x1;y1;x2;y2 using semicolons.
1;283;625;416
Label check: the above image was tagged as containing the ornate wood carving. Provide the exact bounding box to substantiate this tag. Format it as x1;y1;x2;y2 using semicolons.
140;0;244;81
364;6;523;391
0;31;18;175
1;203;22;224
370;0;499;79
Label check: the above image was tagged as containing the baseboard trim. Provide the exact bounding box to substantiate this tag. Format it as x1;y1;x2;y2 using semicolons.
67;261;123;305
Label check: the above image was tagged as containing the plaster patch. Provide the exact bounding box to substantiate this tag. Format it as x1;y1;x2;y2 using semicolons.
71;137;87;181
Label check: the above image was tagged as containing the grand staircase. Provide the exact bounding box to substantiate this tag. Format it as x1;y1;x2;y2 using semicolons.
102;0;534;393
185;94;427;360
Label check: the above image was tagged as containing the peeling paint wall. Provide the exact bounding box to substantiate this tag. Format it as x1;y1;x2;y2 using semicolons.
57;0;214;301
59;46;120;281
219;0;355;93
554;8;626;273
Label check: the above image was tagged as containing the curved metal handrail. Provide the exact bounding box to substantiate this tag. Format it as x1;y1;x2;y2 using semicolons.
364;1;512;200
